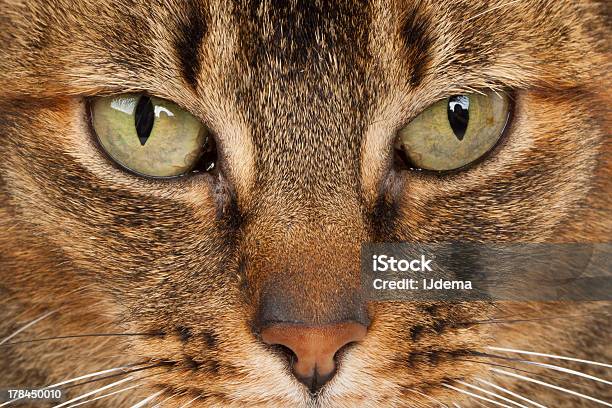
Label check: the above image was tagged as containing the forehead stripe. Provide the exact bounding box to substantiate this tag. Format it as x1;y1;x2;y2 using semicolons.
400;3;433;88
174;0;208;92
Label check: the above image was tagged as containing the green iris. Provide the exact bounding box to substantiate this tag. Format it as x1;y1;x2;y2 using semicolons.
396;92;510;171
92;94;209;177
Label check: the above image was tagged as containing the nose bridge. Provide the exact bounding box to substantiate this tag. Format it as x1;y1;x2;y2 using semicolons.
247;71;365;195
246;196;369;327
253;123;363;195
256;225;368;326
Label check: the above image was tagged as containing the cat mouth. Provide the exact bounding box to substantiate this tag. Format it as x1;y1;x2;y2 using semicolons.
133;344;482;405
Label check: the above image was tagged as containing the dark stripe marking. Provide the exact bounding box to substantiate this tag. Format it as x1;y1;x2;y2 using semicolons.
174;1;208;91
401;2;433;87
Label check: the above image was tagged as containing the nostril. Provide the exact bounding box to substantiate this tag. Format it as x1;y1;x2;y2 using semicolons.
270;343;297;365
260;322;368;392
334;339;359;361
270;344;331;393
298;370;336;394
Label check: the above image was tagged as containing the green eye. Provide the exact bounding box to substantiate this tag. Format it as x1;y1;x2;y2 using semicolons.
91;94;214;177
395;92;510;171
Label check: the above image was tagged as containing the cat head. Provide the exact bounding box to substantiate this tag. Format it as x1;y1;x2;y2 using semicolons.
0;0;609;406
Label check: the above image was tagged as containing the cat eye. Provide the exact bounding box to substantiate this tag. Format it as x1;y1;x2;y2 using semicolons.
395;92;510;171
91;94;215;177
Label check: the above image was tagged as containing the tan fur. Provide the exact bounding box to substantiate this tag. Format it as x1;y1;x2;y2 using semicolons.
0;0;610;407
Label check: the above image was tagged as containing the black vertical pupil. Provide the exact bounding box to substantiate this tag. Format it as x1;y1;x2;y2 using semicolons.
447;95;469;141
134;96;155;146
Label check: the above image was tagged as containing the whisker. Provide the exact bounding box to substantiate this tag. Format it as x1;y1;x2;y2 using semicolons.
43;364;144;389
0;365;143;407
473;378;547;408
487;347;612;368
470;350;603;380
179;396;201;408
456;358;568;382
455;381;529;408
463;315;594;326
62;364;166;390
522;361;611;385
0;311;56;345
129;391;164;408
470;351;540;364
460;357;604;394
64;384;141;408
52;376;136;408
485;310;609;323
67;371;163;406
0;332;164;347
491;369;612;406
443;384;515;408
466;0;523;21
151;394;175;408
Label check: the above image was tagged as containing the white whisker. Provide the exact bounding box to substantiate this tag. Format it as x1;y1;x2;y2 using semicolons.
456;381;529;408
491;369;612;406
52;376;135;408
487;347;612;368
65;384;140;407
466;0;523;21
0;365;135;407
0;395;22;406
43;365;137;390
523;361;611;385
179;396;200;408
129;391;164;408
151;394;175;408
0;311;55;345
443;384;515;408
474;378;547;408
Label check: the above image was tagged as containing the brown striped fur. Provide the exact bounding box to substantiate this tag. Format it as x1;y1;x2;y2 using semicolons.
0;0;610;406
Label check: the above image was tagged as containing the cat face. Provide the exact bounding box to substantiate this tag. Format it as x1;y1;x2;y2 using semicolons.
0;0;610;407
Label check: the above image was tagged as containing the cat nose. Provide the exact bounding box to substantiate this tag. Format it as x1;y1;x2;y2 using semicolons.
260;322;367;392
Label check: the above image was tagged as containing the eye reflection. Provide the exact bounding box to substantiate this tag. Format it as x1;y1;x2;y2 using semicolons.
154;105;175;118
448;95;470;140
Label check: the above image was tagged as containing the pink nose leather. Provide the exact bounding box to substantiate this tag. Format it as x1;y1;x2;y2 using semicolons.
261;322;367;391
